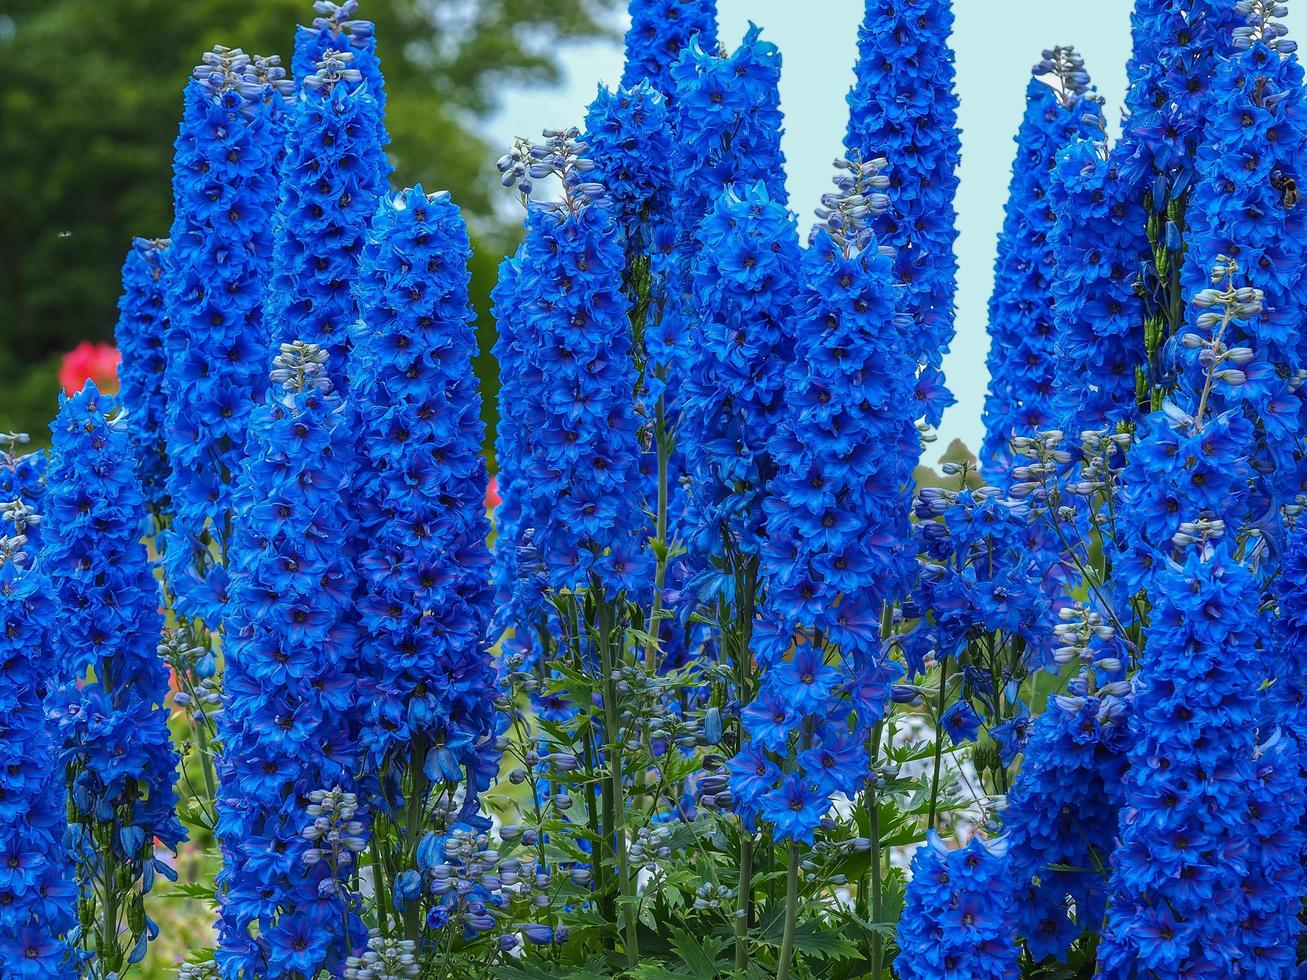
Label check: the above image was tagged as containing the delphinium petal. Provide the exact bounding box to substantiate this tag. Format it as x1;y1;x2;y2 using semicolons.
621;0;716;99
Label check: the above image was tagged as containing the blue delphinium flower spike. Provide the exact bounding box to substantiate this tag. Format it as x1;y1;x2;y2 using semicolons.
292;0;387;109
0;433;46;549
0;543;78;971
40;381;185;965
621;0;717;98
265;50;389;391
163;47;286;626
114;237;171;512
844;0;960;371
895;832;1018;979
982;51;1096;480
214;343;364;974
351;186;499;811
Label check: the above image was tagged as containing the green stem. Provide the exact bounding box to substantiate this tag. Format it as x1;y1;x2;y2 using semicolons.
642;396;671;671
734;835;753;971
371;830;392;938
403;736;428;942
598;597;639;966
868;719;885;978
927;658;950;830
776;843;801;980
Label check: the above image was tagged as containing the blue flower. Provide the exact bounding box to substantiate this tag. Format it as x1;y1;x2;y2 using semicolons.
40;382;185;954
940;700;981;744
351;186;500;822
113;237;171;509
1002;693;1131;962
214;345;363;974
265;50;389;391
0;556;76;971
845;0;960;371
1098;547;1261;977
291;0;387;111
759;774;827;845
621;0;716;97
895;832;1018;980
163;50;287;626
982;56;1097;480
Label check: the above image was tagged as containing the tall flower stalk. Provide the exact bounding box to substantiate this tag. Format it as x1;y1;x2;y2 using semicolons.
0;540;78;972
214;344;363;975
352;186;500;942
40;382;184;971
163;46;288;627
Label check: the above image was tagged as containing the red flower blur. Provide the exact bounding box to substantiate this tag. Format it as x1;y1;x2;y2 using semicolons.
59;342;120;395
486;475;501;513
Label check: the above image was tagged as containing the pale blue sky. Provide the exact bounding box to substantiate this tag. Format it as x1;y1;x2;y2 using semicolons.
489;1;1138;458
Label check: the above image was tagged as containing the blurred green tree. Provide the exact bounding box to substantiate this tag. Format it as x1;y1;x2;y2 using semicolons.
0;0;617;441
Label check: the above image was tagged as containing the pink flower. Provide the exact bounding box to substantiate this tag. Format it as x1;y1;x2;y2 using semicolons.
486;475;501;513
59;342;120;394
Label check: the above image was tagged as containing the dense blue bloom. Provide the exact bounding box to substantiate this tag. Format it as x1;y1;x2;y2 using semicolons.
1180;31;1307;526
1098;546;1261;977
844;0;960;369
113;237;171;509
913;488;1061;670
163;50;285;625
1049;135;1149;432
1119;0;1242;179
1002;694;1131;962
894;832;1017;980
492;188;649;601
265;51;389;391
680;183;800;564
292;0;387;109
621;0;716;97
982;59;1094;479
214;346;364;974
351;186;499;802
1237;729;1305;976
40;384;185;908
0;556;77;976
583;81;671;232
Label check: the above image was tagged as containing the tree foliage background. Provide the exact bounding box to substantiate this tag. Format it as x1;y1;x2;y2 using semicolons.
0;0;619;442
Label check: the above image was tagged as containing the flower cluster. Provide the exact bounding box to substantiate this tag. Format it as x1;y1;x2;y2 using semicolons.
680;182;800;564
621;0;717;98
1048;132;1148;432
894;832;1018;980
914;488;1061;670
163;46;284;625
0;554;78;973
292;0;387;109
39;382;184;962
265;49;389;390
844;0;960;369
491;166;648;601
214;344;364;974
1001;693;1131;962
582;81;671;231
1180;13;1307;521
982;51;1094;479
351;186;499;803
113;237;171;510
1097;547;1264;976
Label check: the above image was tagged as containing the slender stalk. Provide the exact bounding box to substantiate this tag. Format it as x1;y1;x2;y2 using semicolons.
776;843;801;980
642;395;671;671
868;719;885;978
734;835;753;970
371;830;392;938
927;657;950;830
598;597;639;966
402;735;428;942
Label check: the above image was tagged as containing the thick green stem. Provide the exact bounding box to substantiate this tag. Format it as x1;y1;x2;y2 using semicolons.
598;598;639;966
734;835;753;970
868;719;885;977
776;843;801;980
403;736;428;942
927;658;950;830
